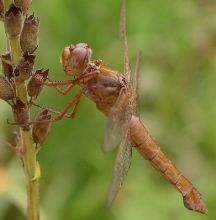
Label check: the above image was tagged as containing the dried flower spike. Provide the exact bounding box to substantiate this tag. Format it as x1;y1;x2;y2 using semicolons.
4;5;22;38
32;109;51;145
12;98;29;129
14;0;32;14
1;52;13;79
20;14;39;54
27;69;49;99
0;75;15;101
15;52;36;82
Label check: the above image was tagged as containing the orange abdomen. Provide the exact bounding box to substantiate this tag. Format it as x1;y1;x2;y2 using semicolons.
129;116;208;214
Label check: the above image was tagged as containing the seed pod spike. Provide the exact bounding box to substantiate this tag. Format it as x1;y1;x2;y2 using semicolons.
32;109;51;147
0;75;16;101
20;14;39;54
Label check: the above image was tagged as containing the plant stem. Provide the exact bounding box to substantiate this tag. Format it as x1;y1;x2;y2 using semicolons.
22;130;40;220
9;31;40;220
9;36;21;65
9;36;28;103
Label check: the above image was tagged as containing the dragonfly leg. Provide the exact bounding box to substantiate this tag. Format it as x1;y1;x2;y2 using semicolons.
44;79;75;87
46;76;75;95
44;70;98;91
77;70;99;84
68;91;82;118
32;103;72;118
8;92;82;126
51;91;82;122
53;83;75;95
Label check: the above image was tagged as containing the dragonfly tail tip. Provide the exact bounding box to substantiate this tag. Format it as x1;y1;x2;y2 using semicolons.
183;188;208;214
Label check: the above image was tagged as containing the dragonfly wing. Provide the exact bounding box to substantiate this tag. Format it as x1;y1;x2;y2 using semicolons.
103;107;122;152
120;0;130;79
131;51;142;115
103;88;131;152
106;129;132;207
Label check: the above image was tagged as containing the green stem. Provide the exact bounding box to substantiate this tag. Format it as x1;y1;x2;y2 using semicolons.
27;179;40;220
9;31;40;220
9;36;28;103
22;131;40;220
9;36;22;65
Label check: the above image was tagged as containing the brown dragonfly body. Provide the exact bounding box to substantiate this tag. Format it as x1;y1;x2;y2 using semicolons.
77;60;207;214
43;0;207;214
80;65;122;116
130;116;206;213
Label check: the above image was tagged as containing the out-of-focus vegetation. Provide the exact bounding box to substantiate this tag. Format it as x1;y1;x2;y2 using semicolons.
0;0;216;219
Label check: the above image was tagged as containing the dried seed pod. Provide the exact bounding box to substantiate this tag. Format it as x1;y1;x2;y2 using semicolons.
0;75;15;101
32;109;51;145
12;98;29;129
0;0;3;19
27;69;48;99
15;52;35;81
14;0;32;14
4;5;22;38
20;14;39;53
1;52;13;79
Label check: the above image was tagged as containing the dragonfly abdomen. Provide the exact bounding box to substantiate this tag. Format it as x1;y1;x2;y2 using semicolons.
129;116;207;214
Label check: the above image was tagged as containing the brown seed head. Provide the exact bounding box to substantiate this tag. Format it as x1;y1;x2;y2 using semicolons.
15;52;35;81
14;0;32;14
20;14;39;53
12;98;29;129
4;5;22;38
32;109;51;145
61;43;92;76
0;75;15;101
27;69;49;98
1;52;13;79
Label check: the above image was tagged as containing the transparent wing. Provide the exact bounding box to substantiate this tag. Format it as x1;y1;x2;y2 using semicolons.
120;0;130;79
131;51;142;115
103;0;133;152
106;129;132;207
103;88;131;152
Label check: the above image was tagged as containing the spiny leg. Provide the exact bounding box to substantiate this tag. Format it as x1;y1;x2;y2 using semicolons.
44;70;98;93
68;92;82;118
47;76;75;95
34;91;82;122
29;70;97;123
9;92;83;126
53;83;75;95
45;79;75;87
33;103;72;119
52;91;82;122
77;70;98;84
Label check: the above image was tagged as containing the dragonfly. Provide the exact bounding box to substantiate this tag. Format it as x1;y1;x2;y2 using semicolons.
40;0;207;214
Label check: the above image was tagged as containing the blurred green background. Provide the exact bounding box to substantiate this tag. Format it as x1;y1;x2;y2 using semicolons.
0;0;216;219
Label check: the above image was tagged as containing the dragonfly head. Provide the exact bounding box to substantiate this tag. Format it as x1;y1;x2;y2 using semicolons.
61;43;92;76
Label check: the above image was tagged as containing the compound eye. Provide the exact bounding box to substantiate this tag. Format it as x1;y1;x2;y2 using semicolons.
61;43;91;75
71;46;88;70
